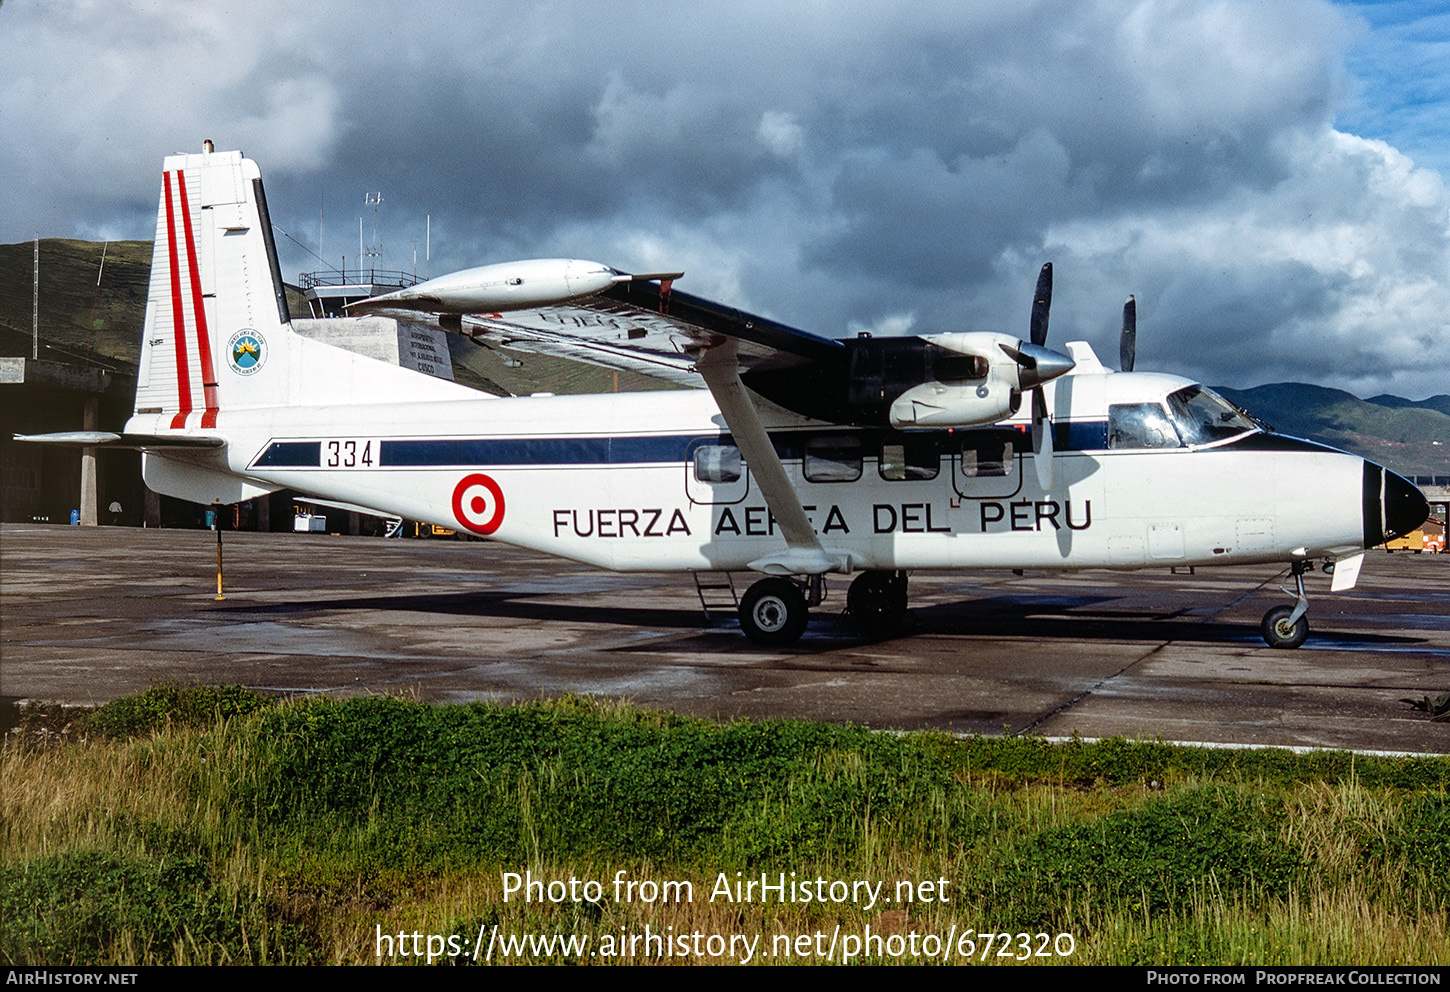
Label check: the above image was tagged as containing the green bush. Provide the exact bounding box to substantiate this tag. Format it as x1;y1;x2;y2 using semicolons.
0;849;310;965
1386;792;1450;875
86;684;270;740
229;696;983;868
987;787;1302;928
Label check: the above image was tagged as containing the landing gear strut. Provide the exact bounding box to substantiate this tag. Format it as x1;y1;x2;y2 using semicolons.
1261;561;1311;649
847;570;909;638
738;576;821;646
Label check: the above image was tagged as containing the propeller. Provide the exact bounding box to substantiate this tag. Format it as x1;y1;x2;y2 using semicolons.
1120;294;1136;373
1017;263;1069;490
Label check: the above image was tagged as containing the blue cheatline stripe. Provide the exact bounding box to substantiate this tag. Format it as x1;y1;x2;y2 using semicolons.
252;441;321;467
382;435;693;466
250;422;1114;469
1065;420;1109;451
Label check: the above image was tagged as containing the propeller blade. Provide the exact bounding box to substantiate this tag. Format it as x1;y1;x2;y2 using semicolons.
1032;386;1054;491
1120;294;1137;373
998;341;1035;369
1029;262;1052;347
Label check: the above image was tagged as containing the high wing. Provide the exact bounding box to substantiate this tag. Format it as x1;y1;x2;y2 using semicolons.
467;276;843;386
351;259;1077;440
349;260;841;388
353;262;855;574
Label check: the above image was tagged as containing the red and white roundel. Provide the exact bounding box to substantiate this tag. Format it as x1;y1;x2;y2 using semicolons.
451;473;506;535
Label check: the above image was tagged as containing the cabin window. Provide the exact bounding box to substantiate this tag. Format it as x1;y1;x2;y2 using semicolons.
880;438;940;481
693;444;742;484
960;435;1014;477
804;435;862;482
1108;403;1183;450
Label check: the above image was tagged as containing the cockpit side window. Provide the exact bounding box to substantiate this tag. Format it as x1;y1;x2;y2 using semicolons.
1165;385;1257;445
1108;403;1183;450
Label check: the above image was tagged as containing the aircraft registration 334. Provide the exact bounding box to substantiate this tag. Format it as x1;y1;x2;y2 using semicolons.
19;146;1429;649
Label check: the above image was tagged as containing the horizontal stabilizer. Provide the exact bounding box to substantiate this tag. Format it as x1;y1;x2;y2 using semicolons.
15;431;225;449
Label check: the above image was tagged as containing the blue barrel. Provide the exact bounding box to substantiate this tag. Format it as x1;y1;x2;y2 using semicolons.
69;509;80;525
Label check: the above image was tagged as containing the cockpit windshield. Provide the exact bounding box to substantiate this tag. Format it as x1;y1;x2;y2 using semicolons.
1165;385;1258;445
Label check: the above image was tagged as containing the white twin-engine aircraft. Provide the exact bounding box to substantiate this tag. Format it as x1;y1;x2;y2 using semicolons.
24;147;1428;648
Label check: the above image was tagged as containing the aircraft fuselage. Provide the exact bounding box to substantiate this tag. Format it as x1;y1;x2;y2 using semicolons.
134;372;1404;576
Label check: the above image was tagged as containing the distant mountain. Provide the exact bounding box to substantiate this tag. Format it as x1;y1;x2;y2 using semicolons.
1215;383;1450;477
1365;394;1450;418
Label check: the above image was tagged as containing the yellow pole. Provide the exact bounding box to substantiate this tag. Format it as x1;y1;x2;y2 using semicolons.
215;520;225;601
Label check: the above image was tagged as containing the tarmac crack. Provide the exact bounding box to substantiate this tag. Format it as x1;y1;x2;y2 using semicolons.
1013;569;1290;737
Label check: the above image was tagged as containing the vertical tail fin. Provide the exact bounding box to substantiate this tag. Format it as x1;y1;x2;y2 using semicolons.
134;147;293;426
132;146;474;434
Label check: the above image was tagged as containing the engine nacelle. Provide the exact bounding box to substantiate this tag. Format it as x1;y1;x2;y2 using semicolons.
887;332;1022;428
742;329;1073;429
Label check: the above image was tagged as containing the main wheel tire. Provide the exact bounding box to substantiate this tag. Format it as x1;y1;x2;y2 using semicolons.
739;578;808;646
847;570;909;637
1261;605;1309;649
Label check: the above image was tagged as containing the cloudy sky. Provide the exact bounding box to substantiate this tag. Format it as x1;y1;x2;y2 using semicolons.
2;0;1448;398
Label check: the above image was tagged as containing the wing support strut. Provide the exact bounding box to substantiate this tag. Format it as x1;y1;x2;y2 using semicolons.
696;342;846;577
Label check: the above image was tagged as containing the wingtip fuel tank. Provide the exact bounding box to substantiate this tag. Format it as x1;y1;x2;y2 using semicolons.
350;258;618;315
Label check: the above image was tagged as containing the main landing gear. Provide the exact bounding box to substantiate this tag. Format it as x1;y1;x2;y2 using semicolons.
1261;561;1311;649
738;576;819;646
846;570;909;639
737;570;911;646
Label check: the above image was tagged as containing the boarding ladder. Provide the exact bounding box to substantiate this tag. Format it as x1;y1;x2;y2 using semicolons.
692;571;739;621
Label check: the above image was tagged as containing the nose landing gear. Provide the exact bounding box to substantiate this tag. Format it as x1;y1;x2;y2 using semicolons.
1261;561;1311;649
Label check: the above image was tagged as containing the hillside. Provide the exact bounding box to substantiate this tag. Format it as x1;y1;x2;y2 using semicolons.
0;239;151;371
1215;383;1450;477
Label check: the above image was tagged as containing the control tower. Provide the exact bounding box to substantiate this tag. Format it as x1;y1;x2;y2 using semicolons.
297;269;422;318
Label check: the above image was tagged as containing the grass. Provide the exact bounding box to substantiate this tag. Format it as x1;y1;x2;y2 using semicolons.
2;687;1447;965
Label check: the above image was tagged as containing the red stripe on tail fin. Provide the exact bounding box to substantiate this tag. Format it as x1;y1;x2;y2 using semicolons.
162;172;193;430
176;171;220;428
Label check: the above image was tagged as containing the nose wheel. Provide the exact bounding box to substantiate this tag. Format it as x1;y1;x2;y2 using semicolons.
1261;562;1311;649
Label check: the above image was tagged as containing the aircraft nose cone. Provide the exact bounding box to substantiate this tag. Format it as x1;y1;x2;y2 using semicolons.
1384;469;1429;541
1365;463;1429;547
